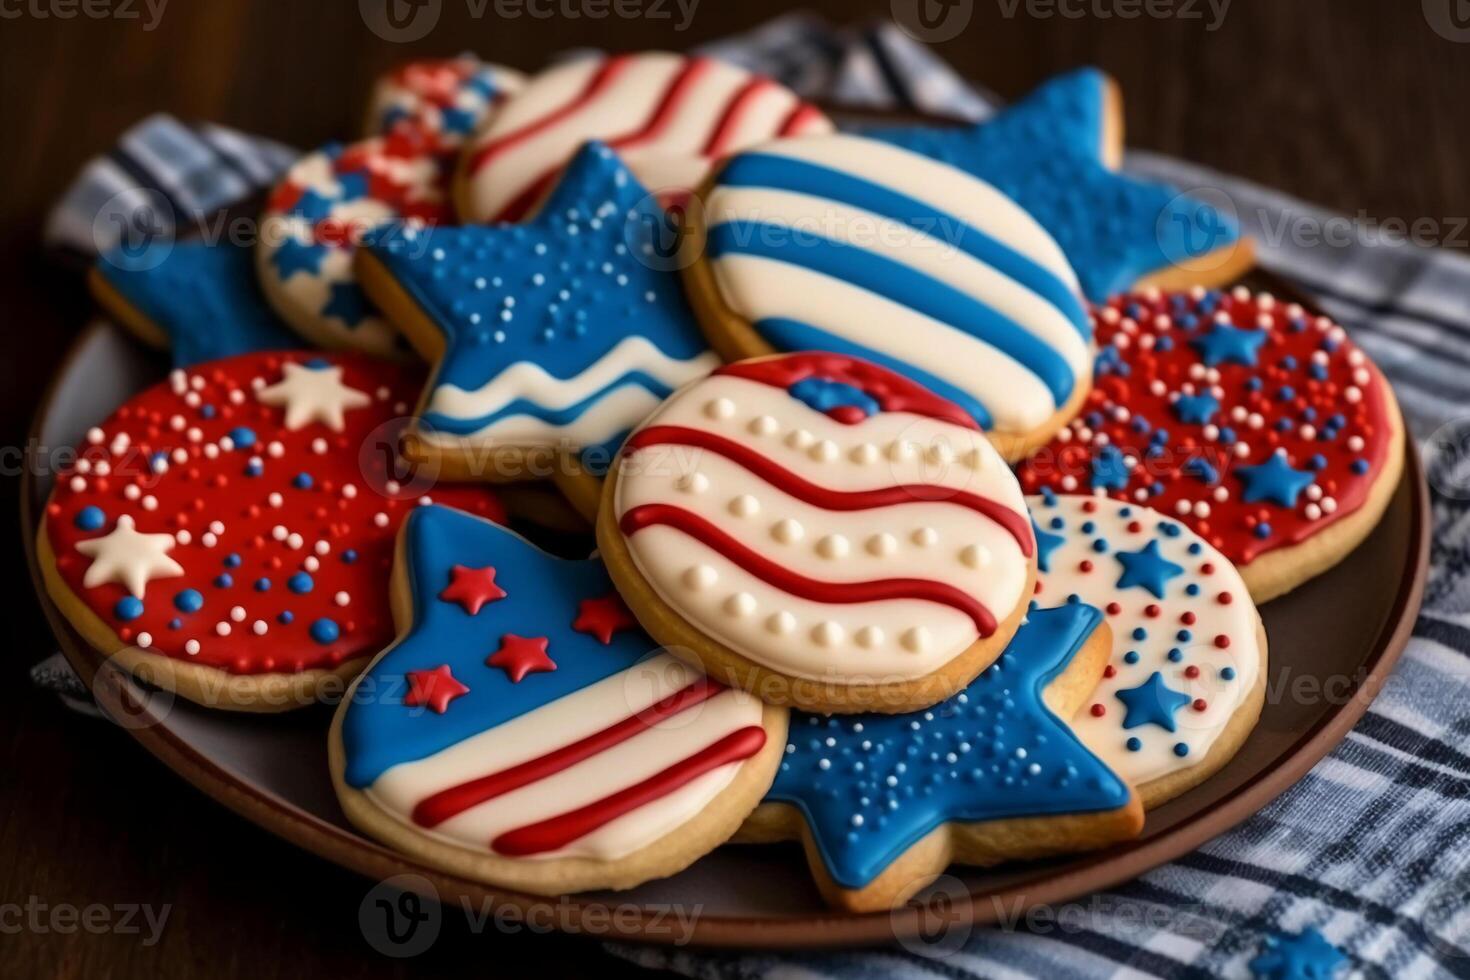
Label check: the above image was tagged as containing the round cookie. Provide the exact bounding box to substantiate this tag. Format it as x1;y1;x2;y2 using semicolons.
257;133;453;356
365;55;524;147
1015;287;1405;602
330;504;786;895
38;352;506;712
735;604;1143;912
597;352;1038;715
1029;492;1267;807
454;51;831;223
682;132;1094;461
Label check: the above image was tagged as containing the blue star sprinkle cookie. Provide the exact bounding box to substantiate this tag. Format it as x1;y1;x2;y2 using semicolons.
89;242;298;367
357;141;718;515
1028;493;1266;807
1250;928;1348;980
738;603;1143;911
330;504;784;895
868;68;1253;301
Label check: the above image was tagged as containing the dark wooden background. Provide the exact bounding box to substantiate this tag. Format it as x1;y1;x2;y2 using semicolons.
3;1;1467;976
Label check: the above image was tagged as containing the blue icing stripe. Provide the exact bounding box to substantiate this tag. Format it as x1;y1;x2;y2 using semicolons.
787;377;879;419
94;241;298;367
363;142;708;450
766;603;1130;889
707;221;1076;406
418;369;682;436
342;505;657;787
870;68;1242;302
719;152;1090;339
752;317;994;429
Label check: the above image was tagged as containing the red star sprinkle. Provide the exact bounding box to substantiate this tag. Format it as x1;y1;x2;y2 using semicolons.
571;593;638;645
439;564;506;615
487;634;555;683
404;664;469;714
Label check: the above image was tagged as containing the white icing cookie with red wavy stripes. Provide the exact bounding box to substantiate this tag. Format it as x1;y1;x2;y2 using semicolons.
330;504;786;895
454;51;832;223
597;353;1038;714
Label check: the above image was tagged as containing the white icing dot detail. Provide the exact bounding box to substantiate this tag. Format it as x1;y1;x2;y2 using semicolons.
766;611;796;635
185;640;200;656
704;397;735;420
849;443;879;465
785;429;814;450
809;440;838;463
901;627;931;653
960;544;991;568
748;415;778;436
911;527;938;547
335;591;351;607
812;622;844;647
772;519;804;544
728;494;760;517
253;620;268;636
136;632;153;648
816;534;850;559
855;626;884;649
683;565;718;590
676;472;709;494
866;533;897;556
229;606;246;623
724;592;756;617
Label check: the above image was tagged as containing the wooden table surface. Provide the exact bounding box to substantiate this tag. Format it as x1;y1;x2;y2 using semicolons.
3;2;1466;976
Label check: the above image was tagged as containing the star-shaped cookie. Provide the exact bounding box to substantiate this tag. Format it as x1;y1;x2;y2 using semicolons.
869;68;1253;300
738;603;1142;911
89;242;298;367
356;141;717;518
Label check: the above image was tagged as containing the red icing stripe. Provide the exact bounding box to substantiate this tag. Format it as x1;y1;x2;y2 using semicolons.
701;77;777;157
778;102;827;136
410;677;724;828
620;503;1000;634
491;725;767;857
467;54;631;178
714;353;983;431
606;56;716;153
622;425;1033;556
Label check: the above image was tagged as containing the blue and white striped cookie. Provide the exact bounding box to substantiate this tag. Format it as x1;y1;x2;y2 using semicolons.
682;132;1094;460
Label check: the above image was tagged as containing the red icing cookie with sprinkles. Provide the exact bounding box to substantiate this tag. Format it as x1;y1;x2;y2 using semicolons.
1029;492;1267;807
1016;286;1404;602
597;352;1037;715
38;352;506;712
454;51;832;223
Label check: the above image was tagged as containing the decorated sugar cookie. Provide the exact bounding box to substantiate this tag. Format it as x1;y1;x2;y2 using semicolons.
38;352;506;711
1016;287;1405;601
365;55;524;148
329;504;786;895
1030;492;1267;807
738;603;1142;912
597;353;1038;714
869;68;1254;301
683;131;1094;459
257;132;453;356
357;142;718;517
455;51;831;223
89;242;298;367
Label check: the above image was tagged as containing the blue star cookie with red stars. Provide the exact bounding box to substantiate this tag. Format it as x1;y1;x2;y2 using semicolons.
89;242;298;367
365;56;524;149
38;352;506;711
736;602;1142;911
257;131;455;357
1029;491;1267;807
356;141;718;518
329;504;786;895
868;68;1255;301
1016;286;1404;602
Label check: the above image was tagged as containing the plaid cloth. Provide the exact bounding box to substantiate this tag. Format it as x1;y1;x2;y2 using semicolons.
39;14;1470;978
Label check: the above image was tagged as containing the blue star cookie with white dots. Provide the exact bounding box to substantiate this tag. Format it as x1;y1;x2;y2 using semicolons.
357;141;717;514
1028;492;1267;807
868;68;1254;301
90;242;299;367
739;603;1143;911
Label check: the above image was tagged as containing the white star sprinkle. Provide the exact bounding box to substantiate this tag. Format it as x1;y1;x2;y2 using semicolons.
256;362;371;432
75;515;184;598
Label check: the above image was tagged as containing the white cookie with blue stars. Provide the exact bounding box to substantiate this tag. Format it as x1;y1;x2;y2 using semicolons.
1030;491;1268;807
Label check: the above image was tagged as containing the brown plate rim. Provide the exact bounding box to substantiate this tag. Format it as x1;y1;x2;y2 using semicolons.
24;302;1430;949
